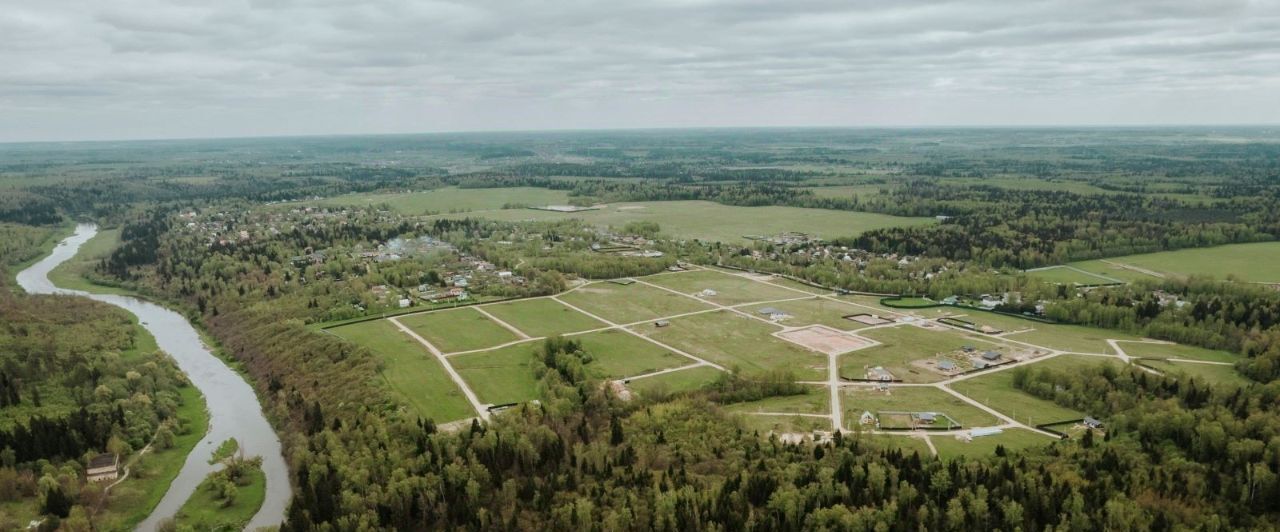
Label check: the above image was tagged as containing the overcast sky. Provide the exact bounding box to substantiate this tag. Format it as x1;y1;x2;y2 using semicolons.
2;0;1278;142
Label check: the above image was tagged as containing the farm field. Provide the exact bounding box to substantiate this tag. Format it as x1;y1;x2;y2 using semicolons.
328;320;473;421
1066;242;1280;283
397;308;520;353
451;344;542;406
480;298;607;337
743;298;881;331
643;269;802;305
558;281;715;324
316;186;572;215
574;329;691;378
434;199;934;243
841;387;1001;430
931;428;1054;459
950;371;1084;425
626;365;723;396
634;310;827;379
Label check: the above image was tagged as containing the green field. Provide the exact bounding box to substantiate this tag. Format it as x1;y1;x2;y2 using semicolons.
1118;341;1239;363
559;282;715;324
174;462;266;530
931;428;1055;459
950;372;1083;425
643;270;802;305
1025;265;1121;285
574;329;691;378
626;366;723;396
636;311;827;379
985;317;1148;354
722;389;830;415
328;320;473;422
317;186;572;215
841;387;1000;430
1143;360;1251;388
435;199;934;243
480;298;607;337
1061;259;1162;283
838;325;996;383
736;413;832;435
451;344;542;405
1067;242;1280;283
745;298;885;331
397;308;520;353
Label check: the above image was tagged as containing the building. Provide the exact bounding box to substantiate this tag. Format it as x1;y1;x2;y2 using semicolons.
981;351;1001;361
937;360;957;371
86;453;119;482
917;412;937;424
700;289;718;297
867;366;894;381
969;427;1004;439
398;298;411;309
757;307;781;315
859;411;877;425
655;320;671;328
1084;416;1104;429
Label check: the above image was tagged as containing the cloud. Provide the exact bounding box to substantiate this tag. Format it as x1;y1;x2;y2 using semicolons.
0;0;1278;140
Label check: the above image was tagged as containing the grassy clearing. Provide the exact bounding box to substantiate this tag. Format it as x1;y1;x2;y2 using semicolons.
173;463;266;530
1064;259;1161;283
860;434;935;457
841;387;1000;430
643;270;801;305
1026;266;1119;285
735;414;832;435
997;320;1147;355
559;282;715;324
1119;342;1239;363
837;325;984;384
1069;242;1280;283
635;311;827;379
626;366;723;396
436;199;934;243
931;428;1055;459
328;320;473;422
951;372;1083;425
745;298;883;331
762;277;832;295
451;344;542;406
1144;360;1252;388
316;186;572;215
46;227;134;295
397;308;520;353
480;298;607;337
574;329;690;378
722;389;830;415
1031;355;1127;374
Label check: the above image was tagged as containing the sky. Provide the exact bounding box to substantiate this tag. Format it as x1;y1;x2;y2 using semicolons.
2;0;1279;142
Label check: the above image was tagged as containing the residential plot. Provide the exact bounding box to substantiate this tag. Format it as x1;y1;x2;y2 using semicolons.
842;387;1001;430
743;298;885;330
397;308;521;353
644;269;801;305
951;371;1084;425
736;414;832;435
1025;266;1120;285
451;344;541;406
635;311;828;379
1143;360;1251;388
480;298;607;337
837;325;996;383
1119;342;1239;363
997;320;1148;355
1063;259;1159;283
328;320;473;422
626;365;723;396
721;389;830;415
559;282;715;324
574;329;690;378
932;428;1054;459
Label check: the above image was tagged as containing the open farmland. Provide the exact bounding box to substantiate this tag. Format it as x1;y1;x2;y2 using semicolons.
1065;242;1280;283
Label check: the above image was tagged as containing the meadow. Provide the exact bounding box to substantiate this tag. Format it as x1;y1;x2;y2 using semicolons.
931;428;1054;459
317;187;572;215
1066;242;1280;283
635;310;828;379
643;270;804;305
950;371;1084;425
558;282;715;324
397;308;520;353
327;320;473;422
480;298;608;337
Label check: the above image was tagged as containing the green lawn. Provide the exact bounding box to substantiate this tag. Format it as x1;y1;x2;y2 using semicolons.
1069;242;1280;283
743;298;881;331
722;388;830;415
1025;265;1121;285
173;463;266;530
1063;259;1162;283
997;320;1148;355
328;320;473;422
316;186;572;215
433;199;934;243
1118;341;1239;363
1031;355;1127;373
574;329;690;378
451;344;542;406
397;308;520;353
643;270;802;306
951;372;1083;426
559;282;715;324
838;325;997;384
841;387;1000;430
931;428;1056;459
626;366;723;396
635;311;827;379
479;298;607;337
1144;360;1252;388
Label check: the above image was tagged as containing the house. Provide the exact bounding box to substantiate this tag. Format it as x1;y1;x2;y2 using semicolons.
941;295;960;305
86;453;119;482
859;411;877;425
962;345;976;353
969;427;1003;439
917;412;937;424
757;307;781;315
937;360;957;371
981;351;1001;361
1084;416;1104;429
700;289;718;297
398;298;411;309
867;366;894;381
453;278;469;288
655;320;671;328
973;361;989;369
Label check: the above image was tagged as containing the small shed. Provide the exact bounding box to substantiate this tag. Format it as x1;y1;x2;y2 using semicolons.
859;411;877;425
87;453;119;482
937;360;957;371
969;427;1003;439
917;412;938;424
756;307;781;315
1083;416;1104;429
981;351;1001;361
655;320;671;328
700;289;718;297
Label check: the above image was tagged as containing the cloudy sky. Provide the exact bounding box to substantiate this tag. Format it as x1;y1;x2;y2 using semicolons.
2;0;1278;141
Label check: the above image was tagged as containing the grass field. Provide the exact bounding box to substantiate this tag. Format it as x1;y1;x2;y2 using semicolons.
480;298;607;337
1066;242;1280;283
931;428;1054;459
989;318;1148;355
745;298;883;330
317;186;572;215
861;434;935;457
328;320;473;422
1062;259;1163;283
1030;355;1127;374
451;344;542;405
435;199;934;243
736;413;832;434
1118;341;1239;363
1143;360;1251;387
1025;265;1121;285
643;270;802;305
174;463;266;530
558;282;715;324
397;308;520;353
721;389;830;415
626;366;723;396
950;372;1083;425
841;387;1000;430
574;329;690;378
635;311;827;379
837;325;985;383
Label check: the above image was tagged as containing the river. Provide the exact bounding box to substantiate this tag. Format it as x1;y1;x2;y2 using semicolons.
15;224;290;531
